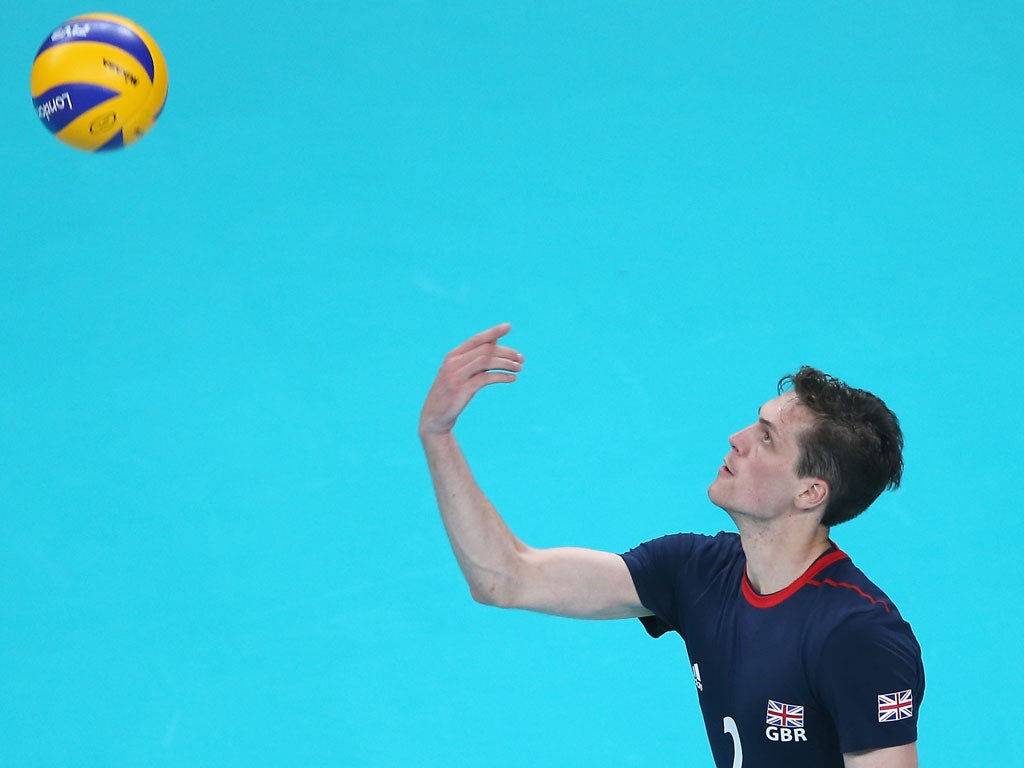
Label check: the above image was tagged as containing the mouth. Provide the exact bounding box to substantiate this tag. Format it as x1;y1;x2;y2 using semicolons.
720;458;734;476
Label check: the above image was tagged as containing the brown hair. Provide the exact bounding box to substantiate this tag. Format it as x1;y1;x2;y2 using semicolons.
779;367;903;527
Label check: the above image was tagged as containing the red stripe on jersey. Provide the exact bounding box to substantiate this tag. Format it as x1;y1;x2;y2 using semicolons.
742;546;850;609
810;577;891;613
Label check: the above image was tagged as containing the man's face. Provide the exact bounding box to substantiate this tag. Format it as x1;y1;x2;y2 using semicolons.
708;392;820;522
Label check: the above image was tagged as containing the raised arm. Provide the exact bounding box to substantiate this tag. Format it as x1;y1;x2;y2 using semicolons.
419;324;649;620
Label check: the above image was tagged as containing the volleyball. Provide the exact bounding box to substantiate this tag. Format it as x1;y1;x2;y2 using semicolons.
30;13;168;152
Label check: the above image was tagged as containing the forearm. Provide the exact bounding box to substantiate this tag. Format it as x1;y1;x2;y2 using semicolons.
421;430;526;606
417;324;647;619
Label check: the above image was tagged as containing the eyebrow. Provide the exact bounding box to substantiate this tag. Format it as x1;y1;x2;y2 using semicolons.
757;409;779;437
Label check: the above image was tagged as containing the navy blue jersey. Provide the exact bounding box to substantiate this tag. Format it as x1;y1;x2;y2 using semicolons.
621;532;924;768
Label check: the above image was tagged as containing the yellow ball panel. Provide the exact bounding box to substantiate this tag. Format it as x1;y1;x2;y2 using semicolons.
30;14;168;152
31;42;153;95
67;13;170;90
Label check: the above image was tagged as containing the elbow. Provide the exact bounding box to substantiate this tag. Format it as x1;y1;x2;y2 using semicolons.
469;584;509;609
464;546;530;609
463;541;535;609
468;577;519;609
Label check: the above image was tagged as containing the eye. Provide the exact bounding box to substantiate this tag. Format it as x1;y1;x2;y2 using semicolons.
761;431;772;444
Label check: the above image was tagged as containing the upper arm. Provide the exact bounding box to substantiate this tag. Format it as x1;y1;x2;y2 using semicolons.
496;545;652;620
844;742;918;768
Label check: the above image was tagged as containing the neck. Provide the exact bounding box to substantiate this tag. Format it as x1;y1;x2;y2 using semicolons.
734;516;832;595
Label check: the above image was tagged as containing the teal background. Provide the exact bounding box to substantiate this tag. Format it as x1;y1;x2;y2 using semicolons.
3;3;1022;766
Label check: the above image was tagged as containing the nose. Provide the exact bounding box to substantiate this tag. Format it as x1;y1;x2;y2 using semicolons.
728;424;752;454
728;432;742;454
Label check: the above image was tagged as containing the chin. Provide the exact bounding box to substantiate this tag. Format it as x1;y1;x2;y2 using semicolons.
707;483;724;507
707;484;738;519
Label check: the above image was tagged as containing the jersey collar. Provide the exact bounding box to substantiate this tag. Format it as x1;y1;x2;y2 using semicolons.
741;543;849;609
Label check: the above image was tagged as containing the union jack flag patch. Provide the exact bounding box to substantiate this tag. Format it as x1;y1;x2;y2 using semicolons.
877;689;914;722
766;700;804;728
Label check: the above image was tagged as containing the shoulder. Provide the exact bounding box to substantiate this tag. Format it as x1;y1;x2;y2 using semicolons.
625;529;742;556
810;557;923;671
621;531;744;638
810;556;909;624
622;530;742;572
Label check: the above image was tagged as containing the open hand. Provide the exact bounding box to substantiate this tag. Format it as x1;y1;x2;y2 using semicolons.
419;323;525;437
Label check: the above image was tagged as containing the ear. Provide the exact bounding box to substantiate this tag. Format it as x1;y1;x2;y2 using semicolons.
795;479;829;512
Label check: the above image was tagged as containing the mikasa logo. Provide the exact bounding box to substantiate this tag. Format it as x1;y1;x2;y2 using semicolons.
103;58;139;87
50;23;91;42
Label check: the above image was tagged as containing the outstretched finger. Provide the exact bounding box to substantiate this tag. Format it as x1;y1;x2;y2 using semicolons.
447;323;513;358
451;344;523;380
490;344;523;365
468;354;524;378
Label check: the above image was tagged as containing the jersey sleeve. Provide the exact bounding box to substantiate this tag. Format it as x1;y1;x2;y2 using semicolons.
815;609;925;753
621;532;740;639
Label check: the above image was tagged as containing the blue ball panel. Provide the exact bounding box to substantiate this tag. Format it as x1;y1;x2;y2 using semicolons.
32;83;120;134
97;130;126;151
35;19;156;83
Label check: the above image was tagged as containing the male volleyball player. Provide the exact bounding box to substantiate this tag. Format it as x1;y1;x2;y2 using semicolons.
419;323;924;768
